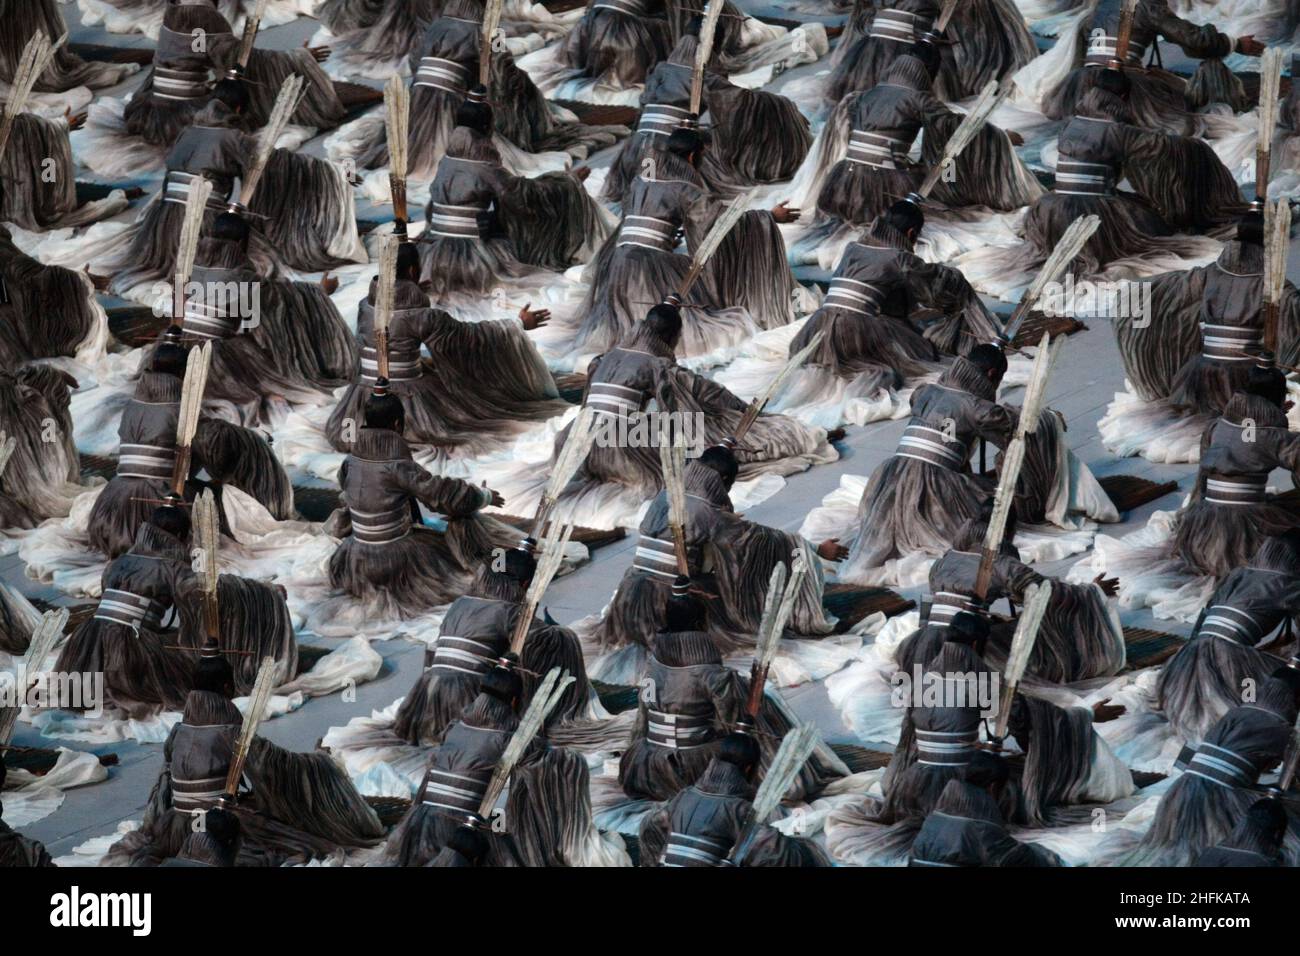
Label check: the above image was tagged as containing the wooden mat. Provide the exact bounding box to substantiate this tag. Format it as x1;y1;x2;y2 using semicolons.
824;582;915;634
364;794;413;828
107;305;168;349
1124;626;1184;670
829;742;892;774
1009;311;1087;348
592;680;640;715
553;372;587;405
494;514;628;550
335;81;384;118
1099;474;1179;514
68;43;154;65
554;100;639;128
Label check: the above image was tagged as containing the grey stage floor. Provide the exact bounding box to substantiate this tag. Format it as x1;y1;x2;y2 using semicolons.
6;2;1296;858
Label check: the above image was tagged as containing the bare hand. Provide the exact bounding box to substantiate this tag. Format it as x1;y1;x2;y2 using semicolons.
320;271;339;295
65;108;87;131
519;302;551;330
304;40;332;62
489;490;505;508
1005;129;1024;146
572;166;592;183
1093;572;1119;597
771;202;801;224
1235;35;1266;56
817;537;849;561
1092;698;1126;723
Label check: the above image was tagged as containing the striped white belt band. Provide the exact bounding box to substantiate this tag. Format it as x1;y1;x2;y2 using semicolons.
617;215;679;251
429;635;499;676
663;831;731;866
1204;475;1267;505
359;346;423;383
869;8;923;42
164;172;230;208
350;505;413;544
1085;35;1147;66
426;202;485;240
117;442;177;480
1198;606;1263;644
895;424;968;469
638;103;694;136
420;767;491;814
153;65;211;102
825;276;886;315
845;130;911;169
413;57;469;96
1200;323;1262;361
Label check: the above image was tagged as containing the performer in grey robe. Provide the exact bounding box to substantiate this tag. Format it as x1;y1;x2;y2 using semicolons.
1020;69;1243;278
119;0;343;148
55;499;297;718
326;381;514;617
603;31;811;202
909;753;1063;867
802;45;1039;261
897;512;1125;685
1115;210;1300;420
619;576;841;801
325;240;566;457
104;688;385;866
87;327;294;559
554;301;835;525
380;664;606;867
0;755;54;867
1194;798;1290;867
392;543;590;746
572;126;800;359
590;443;839;655
827;614;1131;864
175;209;358;427
828;0;1037;103
341;0;622;178
782;201;995;419
1158;532;1300;745
415;89;610;300
837;345;1013;582
105;79;362;296
1169;367;1300;578
1042;0;1262;135
1104;669;1300;866
637;731;831;866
